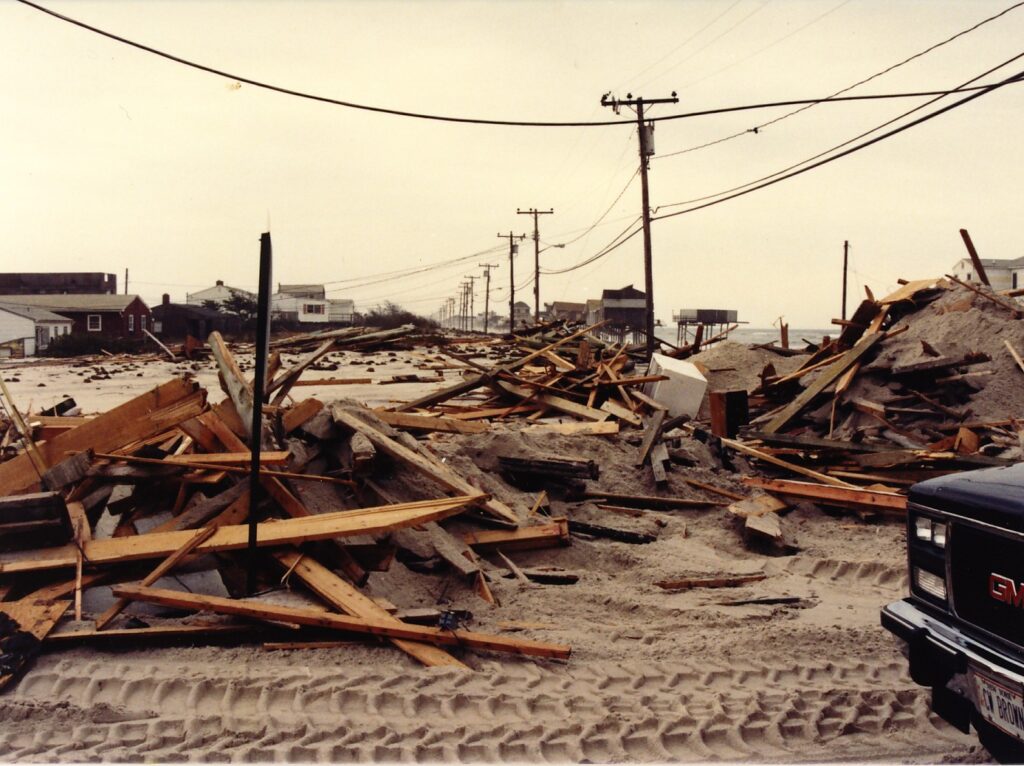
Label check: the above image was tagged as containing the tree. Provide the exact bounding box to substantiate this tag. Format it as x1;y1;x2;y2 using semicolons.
222;293;259;323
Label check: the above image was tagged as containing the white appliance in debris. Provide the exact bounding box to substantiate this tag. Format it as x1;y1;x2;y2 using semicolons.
644;353;707;418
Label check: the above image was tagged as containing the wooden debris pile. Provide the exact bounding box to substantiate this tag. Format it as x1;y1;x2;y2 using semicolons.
0;334;591;690
691;276;1024;521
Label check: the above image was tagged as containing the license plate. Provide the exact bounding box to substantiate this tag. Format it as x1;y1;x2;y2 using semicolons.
973;670;1024;742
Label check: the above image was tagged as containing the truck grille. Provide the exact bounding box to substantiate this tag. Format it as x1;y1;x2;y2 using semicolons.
951;522;1024;648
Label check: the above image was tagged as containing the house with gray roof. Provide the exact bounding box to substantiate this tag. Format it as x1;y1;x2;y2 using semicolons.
0;294;151;340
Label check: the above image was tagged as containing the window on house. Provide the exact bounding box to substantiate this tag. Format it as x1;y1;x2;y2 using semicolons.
87;314;101;332
304;304;325;314
140;315;147;332
1014;273;1019;290
128;314;135;332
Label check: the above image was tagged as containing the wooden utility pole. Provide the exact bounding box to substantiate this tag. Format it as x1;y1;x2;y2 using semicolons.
600;91;678;359
517;208;553;323
499;232;526;332
465;275;477;332
842;240;849;321
247;231;273;594
479;262;499;334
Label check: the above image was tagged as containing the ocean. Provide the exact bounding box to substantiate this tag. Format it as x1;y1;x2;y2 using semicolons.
654;326;833;348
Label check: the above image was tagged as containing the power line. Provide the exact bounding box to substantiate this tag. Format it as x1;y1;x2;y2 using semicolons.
542;218;643;276
14;0;1022;129
652;62;1024;223
656;0;1024;160
655;51;1024;213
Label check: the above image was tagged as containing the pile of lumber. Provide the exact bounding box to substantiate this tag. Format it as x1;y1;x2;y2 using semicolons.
0;337;583;689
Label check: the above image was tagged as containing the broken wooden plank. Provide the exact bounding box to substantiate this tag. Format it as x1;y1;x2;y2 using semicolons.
761;332;884;434
655;573;766;591
945;274;1023;318
0;598;71;691
113;584;571;660
271;550;467;669
371;410;490;435
0;379;204;496
208;332;254;439
521;421;620;436
331;406;519;525
682;478;746;502
599;399;643;426
726;494;788;519
581;491;725;510
463;519;570;552
741;476;906;513
635;410;667;467
1006;339;1024;375
281;398;325;434
268;339;337;405
495;380;610;422
720;438;857;488
0;495;484;574
568;520;656;544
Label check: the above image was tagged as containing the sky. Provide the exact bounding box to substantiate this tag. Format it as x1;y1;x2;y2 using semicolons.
1;0;1022;328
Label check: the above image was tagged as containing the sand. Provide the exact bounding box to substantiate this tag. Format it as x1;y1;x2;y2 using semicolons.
0;347;990;763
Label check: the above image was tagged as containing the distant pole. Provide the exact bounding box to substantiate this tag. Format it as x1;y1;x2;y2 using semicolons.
479;263;499;334
465;275;477;332
517;208;554;323
499;231;526;332
842;240;849;321
124;268;128;295
247;231;273;595
600;91;678;360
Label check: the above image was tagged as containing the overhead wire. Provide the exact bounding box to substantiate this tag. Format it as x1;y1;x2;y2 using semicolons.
656;0;1024;159
651;61;1024;223
654;51;1024;213
14;0;1023;129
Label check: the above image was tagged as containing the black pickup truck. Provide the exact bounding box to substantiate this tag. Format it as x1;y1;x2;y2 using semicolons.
883;463;1024;761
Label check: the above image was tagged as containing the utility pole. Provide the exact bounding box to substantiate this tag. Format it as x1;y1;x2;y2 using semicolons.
600;91;678;359
479;262;499;334
447;297;455;329
517;208;553;323
124;268;129;295
498;232;526;332
465;275;477;332
842;240;849;321
459;281;470;332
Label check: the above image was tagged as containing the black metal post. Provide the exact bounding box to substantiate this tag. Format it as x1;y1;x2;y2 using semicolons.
247;231;273;594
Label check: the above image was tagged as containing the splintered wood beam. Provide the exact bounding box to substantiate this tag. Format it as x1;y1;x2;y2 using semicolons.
0;495;484;574
272;550;468;669
370;411;490;434
1006;340;1024;375
282;398;325;433
720;438;857;488
0;598;71;691
521;421;620;436
762;332;884;434
268;339;337;405
495;380;609;422
112;584;571;660
395;321;608;412
945;274;1023;318
331;406;519;524
656;573;767;591
0;378;204;496
741;476;907;512
208;331;254;438
463;519;570;552
580;491;725;510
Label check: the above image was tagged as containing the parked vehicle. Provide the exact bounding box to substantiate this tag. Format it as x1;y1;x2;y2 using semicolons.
883;463;1024;761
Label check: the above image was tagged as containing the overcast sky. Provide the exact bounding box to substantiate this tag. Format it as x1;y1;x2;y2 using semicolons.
2;0;1021;327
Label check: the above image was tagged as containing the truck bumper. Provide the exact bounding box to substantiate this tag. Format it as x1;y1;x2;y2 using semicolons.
883;598;1024;735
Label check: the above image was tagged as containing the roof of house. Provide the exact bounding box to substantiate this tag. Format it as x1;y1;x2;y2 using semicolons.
958;256;1024;269
188;284;256;299
0;302;75;323
278;284;326;297
550;301;586;312
601;284;645;300
152;303;224;320
0;294;146;312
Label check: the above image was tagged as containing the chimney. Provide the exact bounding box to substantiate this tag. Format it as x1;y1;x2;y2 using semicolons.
162;293;170;305
216;279;224;287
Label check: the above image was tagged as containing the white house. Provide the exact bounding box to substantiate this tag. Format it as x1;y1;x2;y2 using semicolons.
0;303;73;358
950;256;1024;291
271;294;330;323
186;280;256;307
329;298;355;323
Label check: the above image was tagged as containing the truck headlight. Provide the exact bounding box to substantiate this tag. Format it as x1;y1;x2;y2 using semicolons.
914;567;947;600
914;516;947;549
